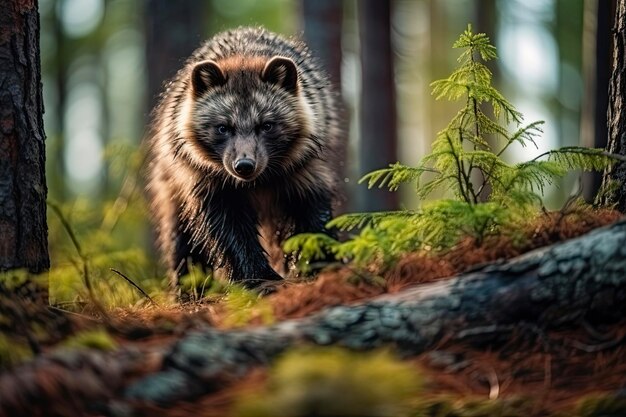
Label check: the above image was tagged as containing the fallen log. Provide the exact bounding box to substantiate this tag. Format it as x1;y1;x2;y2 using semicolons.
1;219;626;415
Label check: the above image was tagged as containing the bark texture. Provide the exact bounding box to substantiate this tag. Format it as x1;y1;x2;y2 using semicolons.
144;0;206;113
583;0;615;200
358;0;398;211
602;0;626;210
301;0;349;213
301;0;343;87
1;220;626;415
0;0;49;273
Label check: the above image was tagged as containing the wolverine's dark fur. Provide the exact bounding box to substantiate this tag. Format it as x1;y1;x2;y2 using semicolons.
146;27;341;289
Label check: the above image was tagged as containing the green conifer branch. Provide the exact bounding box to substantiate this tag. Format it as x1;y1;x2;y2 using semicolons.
284;24;621;274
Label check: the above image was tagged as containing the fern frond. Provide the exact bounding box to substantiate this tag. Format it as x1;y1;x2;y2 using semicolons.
505;121;545;151
500;160;566;194
333;227;388;267
454;25;497;62
543;147;617;171
448;62;493;85
359;163;437;191
430;79;470;102
282;233;338;261
461;150;506;172
475;111;510;138
469;83;522;122
413;200;509;247
417;175;460;199
491;188;544;209
327;211;416;231
467;133;491;149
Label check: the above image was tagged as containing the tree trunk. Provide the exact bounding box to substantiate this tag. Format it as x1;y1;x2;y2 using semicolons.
601;0;626;210
2;219;626;413
582;0;615;201
358;0;399;212
301;0;350;213
143;0;206;114
301;0;343;87
0;0;49;274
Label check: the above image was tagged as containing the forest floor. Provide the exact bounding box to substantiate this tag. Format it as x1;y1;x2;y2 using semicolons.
1;208;626;416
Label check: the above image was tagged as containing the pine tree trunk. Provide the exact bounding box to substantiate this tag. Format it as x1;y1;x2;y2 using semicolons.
301;0;343;87
0;0;49;274
601;0;626;211
582;0;615;201
301;0;349;213
358;0;399;212
144;0;206;113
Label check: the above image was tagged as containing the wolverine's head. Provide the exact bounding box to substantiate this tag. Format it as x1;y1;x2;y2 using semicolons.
180;55;317;183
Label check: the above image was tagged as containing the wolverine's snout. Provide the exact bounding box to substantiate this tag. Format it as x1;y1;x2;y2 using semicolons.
233;158;256;178
223;135;268;182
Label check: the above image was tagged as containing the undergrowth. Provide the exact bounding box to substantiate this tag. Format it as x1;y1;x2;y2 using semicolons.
232;347;626;417
46;143;165;310
43;142;264;314
284;25;620;273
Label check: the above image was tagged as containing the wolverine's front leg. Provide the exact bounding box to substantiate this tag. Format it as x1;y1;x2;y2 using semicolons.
289;188;335;236
198;192;282;288
283;188;337;274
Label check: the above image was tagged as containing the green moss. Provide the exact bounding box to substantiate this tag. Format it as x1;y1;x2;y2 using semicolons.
61;329;117;351
234;347;421;417
222;284;274;327
574;394;626;417
414;397;532;417
0;334;32;369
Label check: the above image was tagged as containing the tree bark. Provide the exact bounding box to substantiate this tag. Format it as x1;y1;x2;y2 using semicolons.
301;0;349;213
358;0;398;212
2;219;626;414
143;0;206;114
301;0;343;88
0;0;49;274
582;0;615;201
601;0;626;210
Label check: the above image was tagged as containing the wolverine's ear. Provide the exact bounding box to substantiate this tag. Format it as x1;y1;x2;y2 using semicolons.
191;60;226;96
261;56;298;94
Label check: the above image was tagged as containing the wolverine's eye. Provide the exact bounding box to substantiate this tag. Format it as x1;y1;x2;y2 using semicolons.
215;125;230;135
260;122;274;133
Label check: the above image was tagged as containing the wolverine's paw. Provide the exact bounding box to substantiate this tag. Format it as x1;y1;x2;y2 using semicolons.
255;281;280;296
242;269;283;294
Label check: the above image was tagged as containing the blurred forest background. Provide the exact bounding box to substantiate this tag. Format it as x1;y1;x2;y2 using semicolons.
40;0;612;305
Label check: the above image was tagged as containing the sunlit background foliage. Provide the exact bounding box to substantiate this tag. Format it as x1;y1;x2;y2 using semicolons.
39;0;599;304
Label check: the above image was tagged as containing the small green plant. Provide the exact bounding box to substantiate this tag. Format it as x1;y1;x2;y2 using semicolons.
47;143;166;310
61;329;117;351
285;25;617;272
0;334;32;369
233;347;421;417
222;284;275;327
574;394;626;417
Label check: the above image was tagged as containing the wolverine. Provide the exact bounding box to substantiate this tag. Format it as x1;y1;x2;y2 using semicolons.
146;27;341;290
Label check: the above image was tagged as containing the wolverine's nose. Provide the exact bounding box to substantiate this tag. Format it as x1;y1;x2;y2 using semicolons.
233;158;256;178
